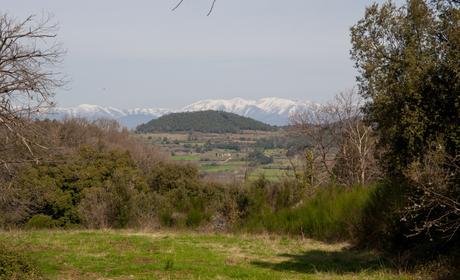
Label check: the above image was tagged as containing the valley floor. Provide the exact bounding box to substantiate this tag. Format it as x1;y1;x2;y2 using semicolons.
0;230;421;280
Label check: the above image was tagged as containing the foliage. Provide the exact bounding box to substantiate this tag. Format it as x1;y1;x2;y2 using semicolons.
353;181;409;252
351;0;460;262
247;149;273;165
25;215;58;229
242;184;376;241
0;242;42;280
351;0;460;173
136;110;275;133
7;146;147;228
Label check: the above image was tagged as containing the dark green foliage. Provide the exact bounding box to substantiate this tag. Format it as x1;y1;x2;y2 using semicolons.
351;0;460;263
11;146;146;229
159;210;175;227
147;162;200;194
247;149;273;165
352;181;409;251
0;242;42;280
186;208;206;227
351;0;460;173
147;162;213;227
136;110;275;133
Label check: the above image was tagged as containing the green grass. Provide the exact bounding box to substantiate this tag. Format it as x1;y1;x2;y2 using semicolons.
172;155;200;161
0;230;417;279
200;162;245;173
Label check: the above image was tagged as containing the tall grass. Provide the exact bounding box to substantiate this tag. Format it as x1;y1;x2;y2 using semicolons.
243;185;376;241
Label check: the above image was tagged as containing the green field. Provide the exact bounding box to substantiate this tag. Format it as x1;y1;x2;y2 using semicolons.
172;155;201;161
139;131;297;182
0;230;417;280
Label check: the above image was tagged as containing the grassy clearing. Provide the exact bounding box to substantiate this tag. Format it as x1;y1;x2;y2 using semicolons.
0;230;418;280
171;155;201;161
201;162;245;173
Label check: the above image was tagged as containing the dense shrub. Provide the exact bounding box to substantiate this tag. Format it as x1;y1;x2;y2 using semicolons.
4;146;147;229
353;181;409;252
25;215;58;229
0;242;42;280
247;149;273;165
242;184;375;240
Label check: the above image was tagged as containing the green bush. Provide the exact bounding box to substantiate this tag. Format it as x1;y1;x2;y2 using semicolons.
352;181;406;250
159;210;175;227
242;185;376;241
11;147;147;229
185;208;207;227
25;215;58;229
0;242;42;279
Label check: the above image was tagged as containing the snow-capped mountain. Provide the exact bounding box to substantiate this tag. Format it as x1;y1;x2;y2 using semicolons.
182;97;313;126
43;97;315;128
46;104;170;128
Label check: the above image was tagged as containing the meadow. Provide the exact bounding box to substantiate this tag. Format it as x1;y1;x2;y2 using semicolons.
0;230;418;280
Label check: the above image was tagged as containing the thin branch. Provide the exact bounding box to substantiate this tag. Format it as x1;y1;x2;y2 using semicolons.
207;0;217;16
172;0;186;11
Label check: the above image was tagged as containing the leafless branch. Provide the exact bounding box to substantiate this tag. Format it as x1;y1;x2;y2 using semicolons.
0;12;65;169
290;90;379;186
172;0;217;16
402;147;460;241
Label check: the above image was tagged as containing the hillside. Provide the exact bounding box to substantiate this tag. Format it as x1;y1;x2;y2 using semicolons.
136;110;275;133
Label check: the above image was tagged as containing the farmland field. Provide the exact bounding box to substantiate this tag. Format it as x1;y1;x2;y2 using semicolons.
0;230;418;280
136;130;304;182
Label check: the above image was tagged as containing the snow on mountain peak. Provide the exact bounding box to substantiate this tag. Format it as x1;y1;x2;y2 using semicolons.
43;97;313;128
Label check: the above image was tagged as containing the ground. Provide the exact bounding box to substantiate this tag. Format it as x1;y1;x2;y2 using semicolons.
0;230;419;280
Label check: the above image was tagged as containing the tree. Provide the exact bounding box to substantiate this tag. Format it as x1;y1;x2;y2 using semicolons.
290;90;378;187
350;0;459;174
0;13;65;170
289;100;339;185
351;0;459;252
332;91;379;186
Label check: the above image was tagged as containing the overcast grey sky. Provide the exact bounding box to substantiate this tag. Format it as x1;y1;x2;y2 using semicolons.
3;0;399;108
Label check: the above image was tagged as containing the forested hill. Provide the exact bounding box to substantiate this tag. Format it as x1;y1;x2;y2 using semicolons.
136;110;275;133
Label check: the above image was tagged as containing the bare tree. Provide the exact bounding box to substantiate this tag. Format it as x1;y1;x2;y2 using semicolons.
290;98;341;186
333;90;378;185
290;90;378;187
0;13;65;170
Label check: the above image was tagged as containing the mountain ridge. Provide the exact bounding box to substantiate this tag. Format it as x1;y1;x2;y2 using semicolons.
43;97;315;128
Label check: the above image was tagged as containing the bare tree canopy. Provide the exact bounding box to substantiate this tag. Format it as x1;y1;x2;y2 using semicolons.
290;90;378;187
0;13;65;167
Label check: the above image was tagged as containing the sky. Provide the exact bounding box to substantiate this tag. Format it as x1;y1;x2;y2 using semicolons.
3;0;400;109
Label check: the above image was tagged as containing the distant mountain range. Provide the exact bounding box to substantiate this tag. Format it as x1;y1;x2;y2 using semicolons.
43;97;315;128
